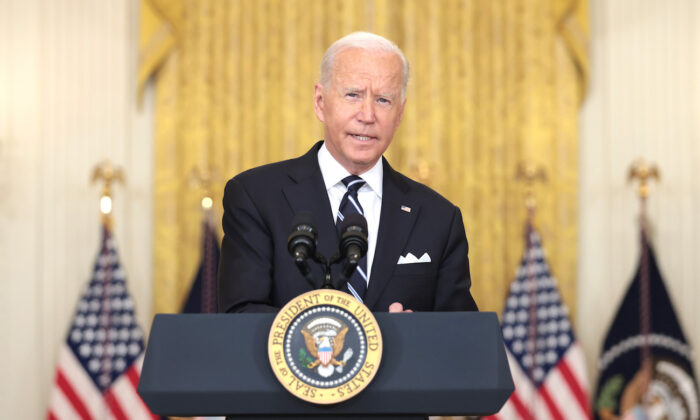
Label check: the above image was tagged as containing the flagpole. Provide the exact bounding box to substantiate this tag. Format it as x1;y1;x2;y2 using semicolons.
516;163;547;417
46;161;157;419
201;190;217;313
189;166;220;227
628;159;659;388
490;163;591;420
525;189;538;418
91;161;122;395
190;166;220;313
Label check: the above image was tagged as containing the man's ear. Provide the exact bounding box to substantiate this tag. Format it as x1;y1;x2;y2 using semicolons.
313;83;325;123
397;97;407;124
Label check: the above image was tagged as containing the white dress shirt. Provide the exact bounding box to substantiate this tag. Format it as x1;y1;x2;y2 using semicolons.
317;143;383;283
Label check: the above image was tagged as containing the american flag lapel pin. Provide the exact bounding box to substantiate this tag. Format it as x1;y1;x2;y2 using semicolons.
401;205;411;213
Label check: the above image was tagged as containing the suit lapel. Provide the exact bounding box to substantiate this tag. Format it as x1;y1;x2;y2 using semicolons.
281;146;420;306
364;159;420;309
282;142;339;262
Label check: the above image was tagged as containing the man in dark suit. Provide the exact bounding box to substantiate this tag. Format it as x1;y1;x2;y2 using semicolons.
218;32;477;313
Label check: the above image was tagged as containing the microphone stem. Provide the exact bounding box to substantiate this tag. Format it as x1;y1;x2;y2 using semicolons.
321;262;334;289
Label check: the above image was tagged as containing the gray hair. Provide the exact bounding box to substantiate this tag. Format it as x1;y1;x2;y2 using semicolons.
320;32;410;100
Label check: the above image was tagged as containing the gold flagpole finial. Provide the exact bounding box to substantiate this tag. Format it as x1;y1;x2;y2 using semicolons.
516;163;548;213
628;159;660;199
91;160;125;229
188;166;220;213
407;159;441;187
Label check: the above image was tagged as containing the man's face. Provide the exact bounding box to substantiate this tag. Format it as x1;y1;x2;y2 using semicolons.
314;48;406;175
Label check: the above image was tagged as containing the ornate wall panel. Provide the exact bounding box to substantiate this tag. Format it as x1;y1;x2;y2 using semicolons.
0;0;151;416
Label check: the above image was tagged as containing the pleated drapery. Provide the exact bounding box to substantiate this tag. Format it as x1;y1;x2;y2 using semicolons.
139;0;588;318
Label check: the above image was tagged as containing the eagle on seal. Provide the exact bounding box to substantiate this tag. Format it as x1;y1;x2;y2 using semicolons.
302;326;349;373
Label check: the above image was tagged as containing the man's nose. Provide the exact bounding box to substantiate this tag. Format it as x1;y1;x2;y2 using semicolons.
356;98;376;123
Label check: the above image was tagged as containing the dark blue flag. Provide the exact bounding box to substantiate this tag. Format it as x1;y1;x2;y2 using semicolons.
594;237;699;419
182;220;220;313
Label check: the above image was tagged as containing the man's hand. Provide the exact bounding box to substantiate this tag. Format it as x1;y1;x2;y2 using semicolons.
388;302;413;313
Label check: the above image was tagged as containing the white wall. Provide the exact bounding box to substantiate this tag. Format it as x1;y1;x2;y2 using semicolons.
579;0;700;387
0;0;152;417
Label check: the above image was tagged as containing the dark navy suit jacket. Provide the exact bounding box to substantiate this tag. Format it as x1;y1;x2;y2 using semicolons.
218;141;478;313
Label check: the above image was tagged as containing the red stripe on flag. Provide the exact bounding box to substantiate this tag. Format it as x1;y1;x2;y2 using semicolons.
47;410;58;420
126;365;160;420
539;386;565;420
126;365;139;389
510;391;535;420
56;369;92;420
104;388;128;420
558;359;591;418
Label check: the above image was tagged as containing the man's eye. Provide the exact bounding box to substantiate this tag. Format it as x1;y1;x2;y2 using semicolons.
346;93;359;98
377;97;390;104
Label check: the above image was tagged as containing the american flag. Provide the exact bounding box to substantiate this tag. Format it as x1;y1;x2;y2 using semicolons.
486;226;591;420
47;226;158;419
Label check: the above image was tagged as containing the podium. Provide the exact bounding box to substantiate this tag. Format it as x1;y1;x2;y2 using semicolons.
138;312;513;418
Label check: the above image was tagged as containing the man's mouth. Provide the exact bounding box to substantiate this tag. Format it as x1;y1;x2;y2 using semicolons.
350;134;375;141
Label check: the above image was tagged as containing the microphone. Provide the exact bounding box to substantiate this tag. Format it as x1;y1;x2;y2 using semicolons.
287;212;318;287
339;213;368;283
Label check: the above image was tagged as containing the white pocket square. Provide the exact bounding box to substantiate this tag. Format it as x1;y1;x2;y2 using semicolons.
397;252;431;264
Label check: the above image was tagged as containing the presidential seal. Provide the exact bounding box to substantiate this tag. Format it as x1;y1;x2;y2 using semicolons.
268;289;382;404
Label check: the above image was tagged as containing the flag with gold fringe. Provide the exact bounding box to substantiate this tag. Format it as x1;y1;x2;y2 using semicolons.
593;234;699;419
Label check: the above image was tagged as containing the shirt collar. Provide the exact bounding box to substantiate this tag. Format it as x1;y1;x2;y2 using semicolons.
317;142;383;198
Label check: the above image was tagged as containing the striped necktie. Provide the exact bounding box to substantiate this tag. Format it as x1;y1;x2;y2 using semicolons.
336;175;368;301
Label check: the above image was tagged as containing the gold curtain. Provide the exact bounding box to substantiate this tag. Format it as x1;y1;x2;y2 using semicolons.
139;0;588;318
